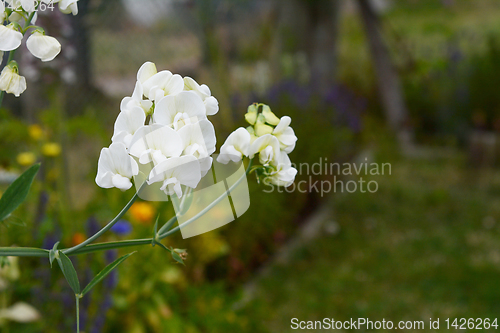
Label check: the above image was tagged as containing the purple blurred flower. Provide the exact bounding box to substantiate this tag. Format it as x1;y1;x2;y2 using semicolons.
110;220;132;236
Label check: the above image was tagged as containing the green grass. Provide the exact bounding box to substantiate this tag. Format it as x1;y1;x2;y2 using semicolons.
239;153;500;332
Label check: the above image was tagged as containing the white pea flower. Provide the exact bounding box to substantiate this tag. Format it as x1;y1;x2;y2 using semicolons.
148;155;201;198
129;124;183;165
0;24;23;51
178;119;216;175
153;91;206;130
111;105;146;149
249;134;281;166
142;70;184;102
267;153;297;187
178;119;216;157
57;0;79;15
217;127;251;164
96;142;139;191
184;76;219;116
272;116;297;154
26;31;62;62
0;63;27;97
120;81;153;115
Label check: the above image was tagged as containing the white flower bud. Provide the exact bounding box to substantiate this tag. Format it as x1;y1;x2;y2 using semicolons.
26;31;62;62
261;105;280;125
0;63;27;97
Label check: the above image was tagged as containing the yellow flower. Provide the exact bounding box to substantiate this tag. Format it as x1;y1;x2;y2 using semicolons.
16;152;36;166
28;124;44;141
42;142;61;157
129;202;156;224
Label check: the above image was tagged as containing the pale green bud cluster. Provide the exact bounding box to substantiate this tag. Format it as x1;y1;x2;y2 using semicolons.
245;103;282;141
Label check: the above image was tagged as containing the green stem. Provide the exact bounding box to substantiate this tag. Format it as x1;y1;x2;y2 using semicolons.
68;238;153;256
63;183;145;255
159;159;253;239
0;247;49;257
76;296;80;333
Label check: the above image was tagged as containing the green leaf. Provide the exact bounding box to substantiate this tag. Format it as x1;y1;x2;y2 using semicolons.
49;241;60;268
0;164;40;222
56;251;80;295
81;252;136;297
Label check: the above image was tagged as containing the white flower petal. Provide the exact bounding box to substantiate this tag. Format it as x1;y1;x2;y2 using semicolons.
248;134;281;165
0;25;23;51
96;142;138;190
26;32;62;62
137;61;157;83
129;124;183;164
112;106;146;149
142;70;183;100
148;155;201;197
0;66;26;97
153;91;206;128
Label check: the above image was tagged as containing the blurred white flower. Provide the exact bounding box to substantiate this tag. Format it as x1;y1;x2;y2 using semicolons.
272;116;297;154
0;24;23;51
129;124;183;165
217;127;251;164
267;153;297;187
153;91;206;130
0;63;27;97
184;76;219;115
26;31;61;62
111;105;147;149
148;155;201;198
96;142;139;191
0;302;41;323
249;134;281;166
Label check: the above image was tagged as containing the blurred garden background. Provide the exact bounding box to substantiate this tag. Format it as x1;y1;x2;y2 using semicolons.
3;0;500;331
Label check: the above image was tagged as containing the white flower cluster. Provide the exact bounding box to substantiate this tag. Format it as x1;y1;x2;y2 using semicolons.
96;62;219;198
218;103;298;187
0;0;78;96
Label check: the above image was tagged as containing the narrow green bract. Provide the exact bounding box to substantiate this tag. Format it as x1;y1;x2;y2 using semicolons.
81;252;136;296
